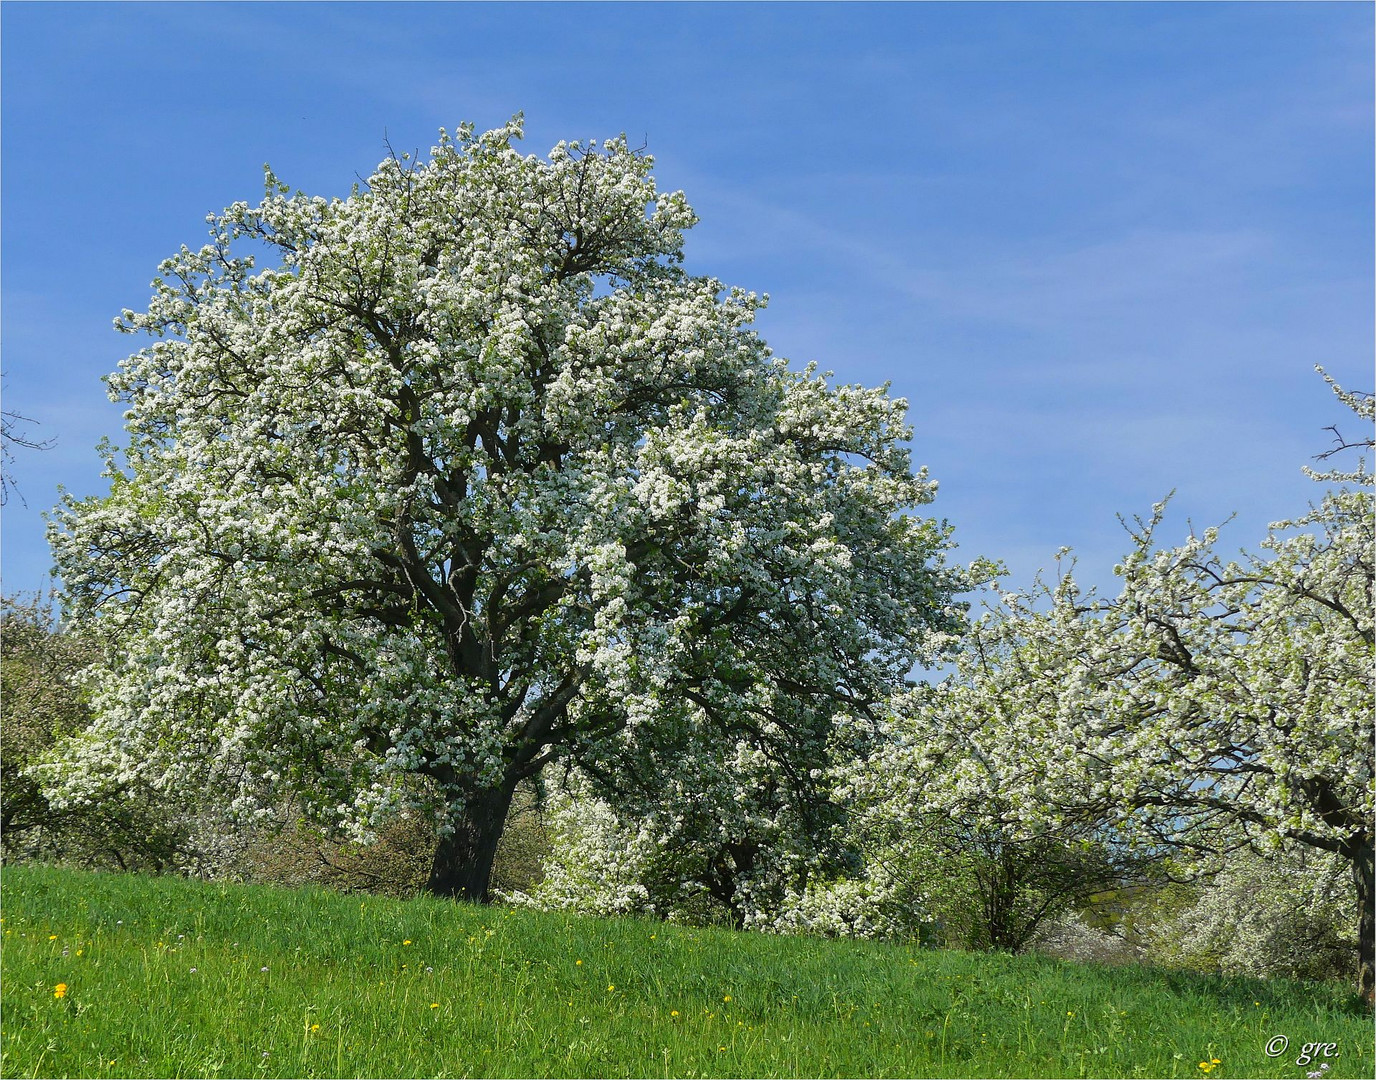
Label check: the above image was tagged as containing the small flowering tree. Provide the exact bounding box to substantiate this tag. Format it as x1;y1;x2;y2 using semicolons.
884;374;1373;993
523;752;861;930
1142;848;1359;983
41;119;966;903
519;763;934;938
830;722;1155;950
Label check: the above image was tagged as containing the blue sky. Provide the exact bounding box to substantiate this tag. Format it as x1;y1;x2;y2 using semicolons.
2;1;1371;600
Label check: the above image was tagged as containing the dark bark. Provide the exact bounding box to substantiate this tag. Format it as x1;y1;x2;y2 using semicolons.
1350;837;1374;1004
426;780;519;902
702;839;760;929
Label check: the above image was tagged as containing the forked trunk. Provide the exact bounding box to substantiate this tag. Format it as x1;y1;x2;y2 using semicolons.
427;781;518;903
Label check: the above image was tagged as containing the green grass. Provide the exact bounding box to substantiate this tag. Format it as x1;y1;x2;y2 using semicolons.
1;864;1369;1078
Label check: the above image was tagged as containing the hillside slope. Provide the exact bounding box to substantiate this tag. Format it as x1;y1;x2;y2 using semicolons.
0;865;1368;1078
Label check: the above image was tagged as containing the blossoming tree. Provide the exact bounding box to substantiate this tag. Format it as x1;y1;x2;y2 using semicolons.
42;119;966;902
883;374;1373;993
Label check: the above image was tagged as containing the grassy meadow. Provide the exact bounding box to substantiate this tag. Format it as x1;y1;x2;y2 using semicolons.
0;864;1369;1079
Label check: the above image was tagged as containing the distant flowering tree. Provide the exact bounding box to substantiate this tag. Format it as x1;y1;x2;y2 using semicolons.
41;119;967;902
882;373;1374;994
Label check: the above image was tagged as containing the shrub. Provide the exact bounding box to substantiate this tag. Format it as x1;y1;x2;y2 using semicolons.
1140;849;1359;983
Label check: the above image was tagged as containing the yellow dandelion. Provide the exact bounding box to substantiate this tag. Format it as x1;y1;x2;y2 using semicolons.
310;1024;320;1033
607;984;615;992
53;983;68;999
48;935;57;941
718;1046;727;1052
75;950;83;956
723;995;732;1002
670;1010;680;1017
402;940;412;945
430;1003;440;1009
575;959;583;966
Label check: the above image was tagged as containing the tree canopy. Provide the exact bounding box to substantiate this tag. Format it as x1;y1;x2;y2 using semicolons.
876;373;1373;993
42;119;967;901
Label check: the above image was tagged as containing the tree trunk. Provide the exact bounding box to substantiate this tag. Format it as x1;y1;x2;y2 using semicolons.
1352;837;1374;1005
704;841;759;929
427;781;518;903
982;846;1018;952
